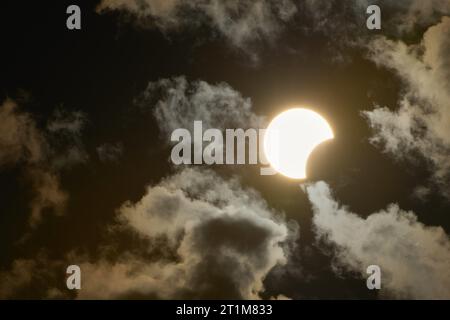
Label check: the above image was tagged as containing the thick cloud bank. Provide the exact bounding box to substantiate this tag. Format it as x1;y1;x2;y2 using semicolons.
306;181;450;299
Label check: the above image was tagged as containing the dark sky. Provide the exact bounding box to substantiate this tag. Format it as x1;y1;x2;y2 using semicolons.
0;0;449;299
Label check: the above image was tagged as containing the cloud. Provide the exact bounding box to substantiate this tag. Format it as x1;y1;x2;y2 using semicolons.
27;168;68;227
96;0;297;54
47;109;85;134
78;168;297;299
390;0;450;33
0;100;45;166
0;87;290;299
305;181;450;299
363;17;450;197
96;142;123;163
302;0;450;35
0;259;37;299
71;76;291;298
0;253;68;299
46;108;88;170
136;76;266;165
137;76;265;137
0;100;87;226
95;1;450;65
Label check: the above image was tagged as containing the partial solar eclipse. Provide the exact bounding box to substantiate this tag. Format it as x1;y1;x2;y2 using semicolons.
264;108;334;179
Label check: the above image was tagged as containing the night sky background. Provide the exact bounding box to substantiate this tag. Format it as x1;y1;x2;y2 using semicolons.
0;0;449;299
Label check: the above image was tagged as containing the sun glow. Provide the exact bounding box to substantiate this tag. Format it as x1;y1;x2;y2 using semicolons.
263;108;334;179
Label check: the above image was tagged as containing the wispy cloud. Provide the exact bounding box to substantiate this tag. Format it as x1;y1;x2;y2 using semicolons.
96;142;123;163
96;0;297;58
0;100;87;227
363;17;450;197
137;76;265;136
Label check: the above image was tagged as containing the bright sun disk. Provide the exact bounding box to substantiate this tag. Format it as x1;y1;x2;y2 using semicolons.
263;108;334;179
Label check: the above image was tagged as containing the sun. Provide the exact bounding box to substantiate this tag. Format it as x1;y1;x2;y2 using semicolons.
263;108;334;179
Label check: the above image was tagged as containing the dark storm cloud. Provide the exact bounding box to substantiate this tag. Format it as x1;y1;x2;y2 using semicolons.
0;100;87;226
305;181;450;299
363;17;450;197
78;168;297;299
96;0;297;56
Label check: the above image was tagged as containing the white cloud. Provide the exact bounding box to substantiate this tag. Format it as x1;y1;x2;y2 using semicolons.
78;168;297;299
363;17;450;197
305;181;450;299
0;168;297;299
137;76;265;137
137;76;267;166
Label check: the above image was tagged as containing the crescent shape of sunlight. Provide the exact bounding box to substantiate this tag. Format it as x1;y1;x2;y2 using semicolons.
263;108;334;179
